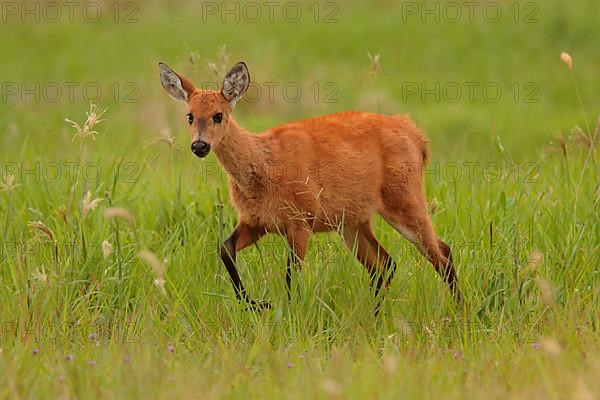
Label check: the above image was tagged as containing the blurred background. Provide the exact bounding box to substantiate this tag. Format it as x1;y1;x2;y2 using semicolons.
1;0;598;162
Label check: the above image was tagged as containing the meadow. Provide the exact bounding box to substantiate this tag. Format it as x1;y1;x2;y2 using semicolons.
0;0;599;398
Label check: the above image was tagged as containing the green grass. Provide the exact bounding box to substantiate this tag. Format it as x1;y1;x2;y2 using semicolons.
0;1;599;398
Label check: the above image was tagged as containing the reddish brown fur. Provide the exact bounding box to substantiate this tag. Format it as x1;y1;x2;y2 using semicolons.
161;64;461;309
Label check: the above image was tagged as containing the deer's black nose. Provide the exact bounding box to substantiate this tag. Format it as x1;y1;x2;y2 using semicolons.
191;140;210;158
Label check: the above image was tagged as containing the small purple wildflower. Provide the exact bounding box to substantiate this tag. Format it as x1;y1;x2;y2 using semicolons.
32;348;40;355
287;363;294;368
123;355;130;363
532;343;541;349
65;354;74;362
87;359;96;367
88;332;98;342
167;343;175;353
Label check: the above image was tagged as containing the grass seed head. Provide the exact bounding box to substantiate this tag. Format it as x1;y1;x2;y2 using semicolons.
31;266;49;286
429;197;440;214
27;221;55;241
102;240;113;259
138;250;167;295
104;207;135;225
367;51;381;77
540;337;562;356
0;174;18;193
82;190;103;217
321;379;342;397
153;278;166;295
535;277;555;307
65;103;107;141
560;51;573;70
571;125;598;150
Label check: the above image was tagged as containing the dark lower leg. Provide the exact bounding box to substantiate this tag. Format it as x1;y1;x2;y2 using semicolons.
285;251;300;300
438;240;462;303
384;254;398;288
220;231;250;303
370;256;397;317
220;224;269;309
346;223;394;316
284;234;307;301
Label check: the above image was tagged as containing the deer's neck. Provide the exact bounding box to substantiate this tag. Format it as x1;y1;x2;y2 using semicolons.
213;117;269;190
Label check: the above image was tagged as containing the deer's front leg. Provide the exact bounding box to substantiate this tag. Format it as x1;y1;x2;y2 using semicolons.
220;222;268;310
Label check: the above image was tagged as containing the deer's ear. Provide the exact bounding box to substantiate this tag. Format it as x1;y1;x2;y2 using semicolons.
221;62;250;108
159;62;196;102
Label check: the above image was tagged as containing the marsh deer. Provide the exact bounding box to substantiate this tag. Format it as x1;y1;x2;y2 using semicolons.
159;61;461;313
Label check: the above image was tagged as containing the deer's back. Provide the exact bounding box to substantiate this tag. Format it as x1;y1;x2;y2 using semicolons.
232;111;428;232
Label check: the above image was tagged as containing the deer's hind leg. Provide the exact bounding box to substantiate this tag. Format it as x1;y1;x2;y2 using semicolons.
343;221;397;315
381;187;462;303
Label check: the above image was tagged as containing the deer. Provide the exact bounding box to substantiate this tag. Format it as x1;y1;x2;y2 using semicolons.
159;61;461;314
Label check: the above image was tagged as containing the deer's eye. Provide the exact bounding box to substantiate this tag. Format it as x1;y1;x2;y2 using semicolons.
213;112;223;124
187;113;194;125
